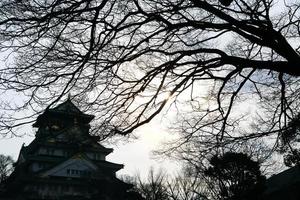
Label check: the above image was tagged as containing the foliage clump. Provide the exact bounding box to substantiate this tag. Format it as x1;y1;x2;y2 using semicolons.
205;152;265;200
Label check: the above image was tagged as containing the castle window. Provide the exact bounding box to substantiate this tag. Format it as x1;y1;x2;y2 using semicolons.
51;124;60;130
63;151;69;157
67;169;92;177
92;153;104;160
46;149;55;155
38;163;46;169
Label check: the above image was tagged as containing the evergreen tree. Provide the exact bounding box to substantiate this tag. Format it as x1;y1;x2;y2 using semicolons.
205;152;265;200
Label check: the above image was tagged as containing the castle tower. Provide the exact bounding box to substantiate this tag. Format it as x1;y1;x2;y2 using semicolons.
1;99;139;200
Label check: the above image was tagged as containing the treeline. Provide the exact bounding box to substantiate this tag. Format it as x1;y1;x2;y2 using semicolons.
123;152;266;200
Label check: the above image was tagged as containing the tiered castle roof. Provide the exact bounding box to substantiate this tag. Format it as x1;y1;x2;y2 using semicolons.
1;99;139;200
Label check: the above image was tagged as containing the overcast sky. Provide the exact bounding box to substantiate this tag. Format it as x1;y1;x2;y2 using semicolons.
0;48;180;179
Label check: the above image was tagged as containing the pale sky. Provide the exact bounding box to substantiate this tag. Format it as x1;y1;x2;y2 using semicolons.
0;48;181;179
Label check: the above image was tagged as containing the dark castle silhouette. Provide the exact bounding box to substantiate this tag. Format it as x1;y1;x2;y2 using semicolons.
0;99;142;200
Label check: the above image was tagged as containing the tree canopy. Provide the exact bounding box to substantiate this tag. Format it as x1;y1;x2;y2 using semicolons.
127;168;209;200
278;113;300;167
205;152;265;200
0;0;299;154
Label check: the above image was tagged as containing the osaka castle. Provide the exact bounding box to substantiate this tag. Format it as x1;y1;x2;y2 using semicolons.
0;99;142;200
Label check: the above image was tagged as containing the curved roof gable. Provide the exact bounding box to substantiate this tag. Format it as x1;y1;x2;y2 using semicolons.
33;99;94;127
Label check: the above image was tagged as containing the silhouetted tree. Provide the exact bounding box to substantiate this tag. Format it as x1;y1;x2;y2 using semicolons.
0;155;14;184
278;113;300;167
136;168;169;200
0;0;299;157
129;167;209;200
167;172;209;200
204;152;265;200
283;150;300;167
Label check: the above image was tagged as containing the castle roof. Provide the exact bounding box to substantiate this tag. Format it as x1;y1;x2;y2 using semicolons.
0;99;141;200
33;99;94;127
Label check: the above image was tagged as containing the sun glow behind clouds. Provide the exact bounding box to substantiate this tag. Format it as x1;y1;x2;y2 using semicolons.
107;119;180;178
